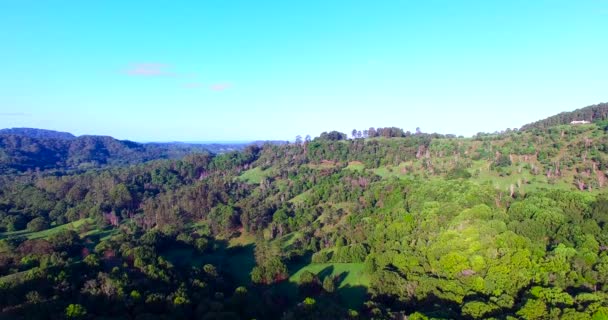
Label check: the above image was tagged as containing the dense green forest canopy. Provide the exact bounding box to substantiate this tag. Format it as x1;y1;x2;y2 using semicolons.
2;105;608;319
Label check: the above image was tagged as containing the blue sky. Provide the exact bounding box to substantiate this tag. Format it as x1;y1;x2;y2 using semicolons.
0;1;607;141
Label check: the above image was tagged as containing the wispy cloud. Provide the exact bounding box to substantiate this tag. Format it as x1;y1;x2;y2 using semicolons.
0;112;31;117
125;63;176;77
124;63;231;91
210;83;232;91
183;82;204;88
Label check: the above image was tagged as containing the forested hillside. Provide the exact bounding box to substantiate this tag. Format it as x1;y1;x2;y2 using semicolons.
0;134;207;174
2;111;608;319
520;103;608;131
0;129;266;174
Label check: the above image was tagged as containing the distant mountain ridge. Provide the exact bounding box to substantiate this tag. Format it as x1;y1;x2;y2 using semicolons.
0;127;76;140
0;129;206;174
520;102;608;130
0;134;194;174
0;128;287;174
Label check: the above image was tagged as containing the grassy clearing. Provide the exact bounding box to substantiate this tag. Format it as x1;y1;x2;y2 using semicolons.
469;160;577;193
273;231;302;250
83;227;117;241
228;231;256;247
0;218;95;240
238;167;272;184
307;160;336;170
275;179;290;192
289;262;369;287
372;166;394;178
289;190;312;205
332;202;355;212
0;269;29;285
288;262;369;309
372;163;411;179
344;161;365;171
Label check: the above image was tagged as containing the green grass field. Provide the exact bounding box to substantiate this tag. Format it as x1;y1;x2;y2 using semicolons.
0;269;29;285
306;160;337;170
288;262;370;309
289;262;369;287
0;218;95;240
468;160;580;193
228;232;256;247
372;162;412;179
288;190;312;205
238;167;273;184
368;157;584;194
273;231;302;250
344;161;365;171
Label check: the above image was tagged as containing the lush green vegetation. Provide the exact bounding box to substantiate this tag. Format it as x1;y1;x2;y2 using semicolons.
2;104;608;319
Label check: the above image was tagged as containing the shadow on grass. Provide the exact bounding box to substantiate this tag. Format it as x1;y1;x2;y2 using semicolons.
158;238;256;288
318;266;369;309
335;271;348;285
281;262;370;311
285;252;312;275
224;243;256;285
317;265;334;281
337;284;368;310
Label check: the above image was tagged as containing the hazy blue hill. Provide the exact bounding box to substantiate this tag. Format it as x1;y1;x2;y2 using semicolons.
0;127;76;140
0;128;292;174
149;140;289;154
148;142;248;154
0;132;211;174
250;140;290;146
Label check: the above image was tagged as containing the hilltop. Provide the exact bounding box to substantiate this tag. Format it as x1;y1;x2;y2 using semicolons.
520;102;608;131
0;128;76;140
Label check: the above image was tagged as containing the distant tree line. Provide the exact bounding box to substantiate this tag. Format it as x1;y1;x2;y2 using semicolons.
521;102;608;131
